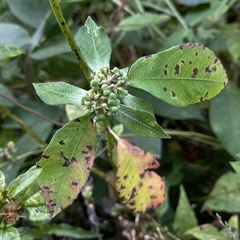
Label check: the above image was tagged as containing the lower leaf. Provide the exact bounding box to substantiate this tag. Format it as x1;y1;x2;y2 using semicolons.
36;117;97;218
116;138;165;213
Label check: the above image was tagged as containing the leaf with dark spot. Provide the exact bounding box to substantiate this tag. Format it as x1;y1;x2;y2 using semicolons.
72;182;78;186
128;43;228;107
59;140;65;145
87;145;92;151
174;64;180;75
116;139;165;213
37;117;97;219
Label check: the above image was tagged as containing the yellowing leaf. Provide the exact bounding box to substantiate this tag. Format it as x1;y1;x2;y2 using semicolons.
116;139;165;213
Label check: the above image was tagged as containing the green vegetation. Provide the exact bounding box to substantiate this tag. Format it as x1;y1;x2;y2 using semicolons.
0;0;239;239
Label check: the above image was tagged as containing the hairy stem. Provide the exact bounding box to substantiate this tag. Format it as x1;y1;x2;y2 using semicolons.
49;0;92;79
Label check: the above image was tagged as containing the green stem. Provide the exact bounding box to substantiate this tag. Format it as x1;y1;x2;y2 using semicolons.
103;119;117;168
0;93;63;127
164;129;222;148
164;0;189;30
0;104;47;147
91;166;106;179
49;0;92;79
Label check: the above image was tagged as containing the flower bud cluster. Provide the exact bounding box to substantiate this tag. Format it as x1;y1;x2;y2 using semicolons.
82;67;128;122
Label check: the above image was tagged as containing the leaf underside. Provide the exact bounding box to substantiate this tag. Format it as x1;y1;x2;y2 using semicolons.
116;139;165;213
128;43;228;107
37;117;97;218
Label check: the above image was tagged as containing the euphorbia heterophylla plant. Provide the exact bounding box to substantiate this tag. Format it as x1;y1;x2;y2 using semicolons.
31;9;227;219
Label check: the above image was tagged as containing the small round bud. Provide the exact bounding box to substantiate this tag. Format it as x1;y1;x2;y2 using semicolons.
108;99;118;106
98;73;105;80
109;93;116;99
103;90;111;96
107;111;113;117
92;86;100;91
110;106;119;113
101;84;109;91
118;92;127;99
91;79;100;87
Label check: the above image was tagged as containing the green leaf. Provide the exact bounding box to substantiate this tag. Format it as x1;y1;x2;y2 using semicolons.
227;31;240;61
178;0;209;6
210;0;237;21
75;16;111;72
33;82;86;106
226;215;239;239
122;94;154;114
114;104;169;138
65;105;88;121
31;37;71;60
37;117;97;218
116;138;165;213
127;43;228;107
0;23;31;48
202;171;240;213
8;0;51;29
8;167;50;221
185;225;225;240
7;166;42;199
48;223;102;239
230;160;240;174
0;226;20;240
173;185;198;238
119;13;170;31
0;42;24;59
210;84;240;158
17;227;46;240
129;87;204;120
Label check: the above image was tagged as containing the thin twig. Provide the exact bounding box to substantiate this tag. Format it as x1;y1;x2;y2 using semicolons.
0;93;64;127
0;104;47;147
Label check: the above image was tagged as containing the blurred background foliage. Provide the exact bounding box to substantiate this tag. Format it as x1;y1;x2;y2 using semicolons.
0;0;240;239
